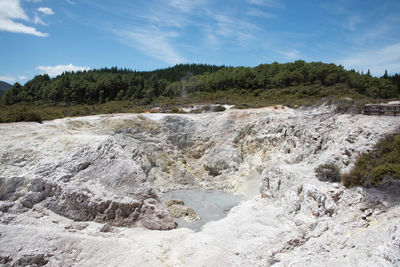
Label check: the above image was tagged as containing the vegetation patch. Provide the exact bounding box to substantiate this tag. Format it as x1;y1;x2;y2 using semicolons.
343;129;400;187
315;163;341;183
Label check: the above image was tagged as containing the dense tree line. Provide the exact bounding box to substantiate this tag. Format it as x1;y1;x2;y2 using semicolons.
164;61;399;99
2;61;399;106
384;71;400;94
2;64;224;105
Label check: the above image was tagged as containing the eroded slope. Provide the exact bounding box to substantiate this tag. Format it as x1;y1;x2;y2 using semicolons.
0;106;399;266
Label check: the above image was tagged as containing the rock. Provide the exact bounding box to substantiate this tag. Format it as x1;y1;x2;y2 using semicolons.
203;145;241;176
165;199;200;222
342;155;350;165
302;184;337;217
65;223;89;231
0;202;13;213
332;183;340;189
139;198;178;230
373;223;400;265
99;223;113;233
364;209;373;217
165;199;185;206
161;116;196;149
343;147;352;157
0;255;12;264
0;177;25;201
14;253;51;266
259;167;283;199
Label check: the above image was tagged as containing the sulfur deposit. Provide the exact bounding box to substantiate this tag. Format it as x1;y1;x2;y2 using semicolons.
0;105;399;266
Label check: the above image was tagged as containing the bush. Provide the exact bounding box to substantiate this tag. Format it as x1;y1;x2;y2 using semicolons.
343;130;400;187
15;112;42;123
213;105;226;112
315;163;341;182
170;107;181;113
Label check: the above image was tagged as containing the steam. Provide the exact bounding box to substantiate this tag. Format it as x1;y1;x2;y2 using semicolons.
180;71;193;98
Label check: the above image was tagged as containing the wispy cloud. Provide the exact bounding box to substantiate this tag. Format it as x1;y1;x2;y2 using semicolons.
338;42;400;75
203;10;259;48
246;8;276;18
0;0;48;37
168;0;205;13
348;21;392;46
246;0;281;7
37;64;91;77
140;10;187;28
344;15;363;31
33;14;46;25
115;28;185;65
278;49;302;60
85;0;274;64
37;7;55;16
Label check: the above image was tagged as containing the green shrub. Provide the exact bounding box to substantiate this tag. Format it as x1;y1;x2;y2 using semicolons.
315;163;341;182
16;112;42;123
343;130;400;187
170;107;181;113
213;105;226;112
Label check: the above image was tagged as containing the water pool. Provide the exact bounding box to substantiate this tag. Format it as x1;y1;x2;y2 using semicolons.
160;189;244;231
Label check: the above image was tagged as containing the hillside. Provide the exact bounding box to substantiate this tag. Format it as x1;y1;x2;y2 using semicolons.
0;81;12;95
1;61;399;123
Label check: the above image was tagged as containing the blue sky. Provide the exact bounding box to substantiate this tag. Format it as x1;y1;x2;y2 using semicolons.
1;0;400;84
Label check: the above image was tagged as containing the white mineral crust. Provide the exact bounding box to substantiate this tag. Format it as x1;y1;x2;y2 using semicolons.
1;105;399;266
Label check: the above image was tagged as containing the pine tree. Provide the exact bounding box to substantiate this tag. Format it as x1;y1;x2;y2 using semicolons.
383;69;388;79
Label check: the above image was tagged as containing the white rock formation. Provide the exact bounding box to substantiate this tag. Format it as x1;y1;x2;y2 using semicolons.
0;105;399;266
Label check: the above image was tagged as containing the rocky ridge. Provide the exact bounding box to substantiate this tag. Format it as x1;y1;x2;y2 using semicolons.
0;105;399;266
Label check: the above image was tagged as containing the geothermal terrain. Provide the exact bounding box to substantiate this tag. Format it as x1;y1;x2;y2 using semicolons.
1;105;400;266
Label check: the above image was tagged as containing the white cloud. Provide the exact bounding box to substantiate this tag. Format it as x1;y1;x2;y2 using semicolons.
37;64;91;77
338;43;400;75
37;7;54;16
0;0;48;37
0;18;48;36
115;28;185;65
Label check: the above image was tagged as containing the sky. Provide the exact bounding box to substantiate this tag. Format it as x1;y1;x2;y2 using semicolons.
1;0;400;84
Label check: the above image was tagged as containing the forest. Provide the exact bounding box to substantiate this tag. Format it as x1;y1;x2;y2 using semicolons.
1;61;399;122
